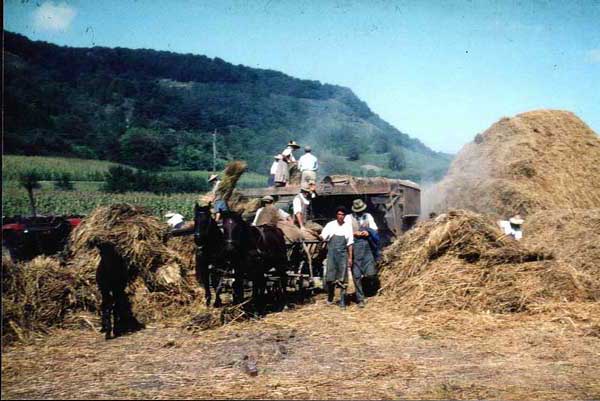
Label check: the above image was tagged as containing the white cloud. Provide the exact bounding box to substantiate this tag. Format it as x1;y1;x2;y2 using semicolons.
33;1;77;31
586;49;600;64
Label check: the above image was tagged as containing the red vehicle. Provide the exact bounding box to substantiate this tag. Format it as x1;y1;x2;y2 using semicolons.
2;215;83;261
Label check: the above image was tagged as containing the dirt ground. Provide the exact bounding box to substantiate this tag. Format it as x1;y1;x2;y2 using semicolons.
2;295;599;400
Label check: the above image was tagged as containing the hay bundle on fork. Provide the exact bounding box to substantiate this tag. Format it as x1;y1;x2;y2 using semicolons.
215;160;247;204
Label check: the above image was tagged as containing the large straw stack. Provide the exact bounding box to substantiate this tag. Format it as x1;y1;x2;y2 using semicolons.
426;110;600;218
378;210;596;313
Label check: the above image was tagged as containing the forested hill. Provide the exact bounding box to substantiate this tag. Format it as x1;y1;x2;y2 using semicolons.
4;32;451;181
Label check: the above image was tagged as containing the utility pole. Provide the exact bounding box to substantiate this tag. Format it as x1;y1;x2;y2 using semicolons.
212;128;217;173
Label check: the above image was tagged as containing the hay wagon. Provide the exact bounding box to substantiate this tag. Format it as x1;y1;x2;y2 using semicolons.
239;175;421;247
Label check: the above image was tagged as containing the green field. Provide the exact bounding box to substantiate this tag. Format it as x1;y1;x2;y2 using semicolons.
2;156;268;218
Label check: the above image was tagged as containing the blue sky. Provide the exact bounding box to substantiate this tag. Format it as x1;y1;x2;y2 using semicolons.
5;0;600;153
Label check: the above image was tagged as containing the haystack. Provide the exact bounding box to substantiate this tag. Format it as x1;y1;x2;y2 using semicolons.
426;110;600;217
378;210;596;313
2;255;97;344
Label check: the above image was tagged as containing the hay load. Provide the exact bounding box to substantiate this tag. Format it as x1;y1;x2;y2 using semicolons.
2;255;98;344
426;110;600;217
378;210;597;313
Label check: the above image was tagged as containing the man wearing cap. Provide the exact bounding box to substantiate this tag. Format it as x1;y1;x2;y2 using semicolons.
498;214;524;241
292;183;313;229
252;195;293;226
345;199;379;307
282;140;301;163
164;211;185;229
268;155;283;187
320;206;354;309
208;174;228;221
298;145;319;186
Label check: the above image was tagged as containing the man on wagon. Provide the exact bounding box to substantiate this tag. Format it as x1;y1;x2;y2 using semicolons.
346;199;379;308
208;174;228;222
320;206;354;309
252;195;293;226
292;183;314;229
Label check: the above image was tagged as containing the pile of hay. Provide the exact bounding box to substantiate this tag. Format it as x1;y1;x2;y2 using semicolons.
2;203;206;344
378;210;597;313
426;110;600;217
2;255;98;344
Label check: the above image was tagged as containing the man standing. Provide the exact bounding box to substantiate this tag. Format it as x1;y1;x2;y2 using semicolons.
274;154;289;187
298;145;319;186
320;206;354;309
346;199;379;308
292;183;313;229
282;140;301;162
208;174;228;221
268;155;282;187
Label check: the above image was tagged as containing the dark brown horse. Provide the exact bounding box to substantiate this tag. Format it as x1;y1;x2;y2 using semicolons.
90;238;144;340
221;211;289;313
192;203;226;307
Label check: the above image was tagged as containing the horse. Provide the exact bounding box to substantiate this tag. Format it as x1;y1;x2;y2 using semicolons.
89;238;145;340
192;203;226;307
221;211;289;314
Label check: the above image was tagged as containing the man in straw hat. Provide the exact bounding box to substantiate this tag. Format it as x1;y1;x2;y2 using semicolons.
345;199;379;307
208;174;228;222
298;145;319;186
498;214;524;241
282;140;301;163
320;206;354;309
252;195;292;226
164;211;185;229
292;182;314;229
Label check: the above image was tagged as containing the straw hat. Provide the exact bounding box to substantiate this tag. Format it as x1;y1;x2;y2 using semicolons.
164;211;176;218
287;140;301;149
509;214;524;225
351;199;367;213
208;174;219;182
261;195;274;203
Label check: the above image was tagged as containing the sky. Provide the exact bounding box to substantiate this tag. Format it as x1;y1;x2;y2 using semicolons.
4;0;600;154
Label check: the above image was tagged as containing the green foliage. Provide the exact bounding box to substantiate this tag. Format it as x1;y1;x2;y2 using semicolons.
18;170;42;192
2;155;126;181
4;31;451;182
388;146;407;171
54;173;74;191
103;166;210;194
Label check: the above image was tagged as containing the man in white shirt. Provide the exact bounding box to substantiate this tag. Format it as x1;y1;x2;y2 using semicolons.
164;211;185;229
297;145;319;186
252;195;292;226
282;140;301;162
292;184;313;229
498;214;524;241
268;155;282;187
320;206;354;309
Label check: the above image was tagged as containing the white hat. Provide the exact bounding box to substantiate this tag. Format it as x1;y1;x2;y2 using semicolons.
208;174;219;182
164;211;176;218
509;215;524;225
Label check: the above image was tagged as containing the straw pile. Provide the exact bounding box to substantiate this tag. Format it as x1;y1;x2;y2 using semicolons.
426;110;600;217
2;255;98;344
378;209;597;313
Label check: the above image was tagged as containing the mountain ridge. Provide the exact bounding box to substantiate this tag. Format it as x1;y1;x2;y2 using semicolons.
4;31;451;181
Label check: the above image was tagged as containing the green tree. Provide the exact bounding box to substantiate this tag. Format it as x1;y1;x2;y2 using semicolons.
18;170;42;216
118;127;169;170
388;146;407;171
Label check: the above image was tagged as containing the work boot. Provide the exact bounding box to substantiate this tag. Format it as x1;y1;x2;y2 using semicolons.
326;282;335;305
339;289;347;309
